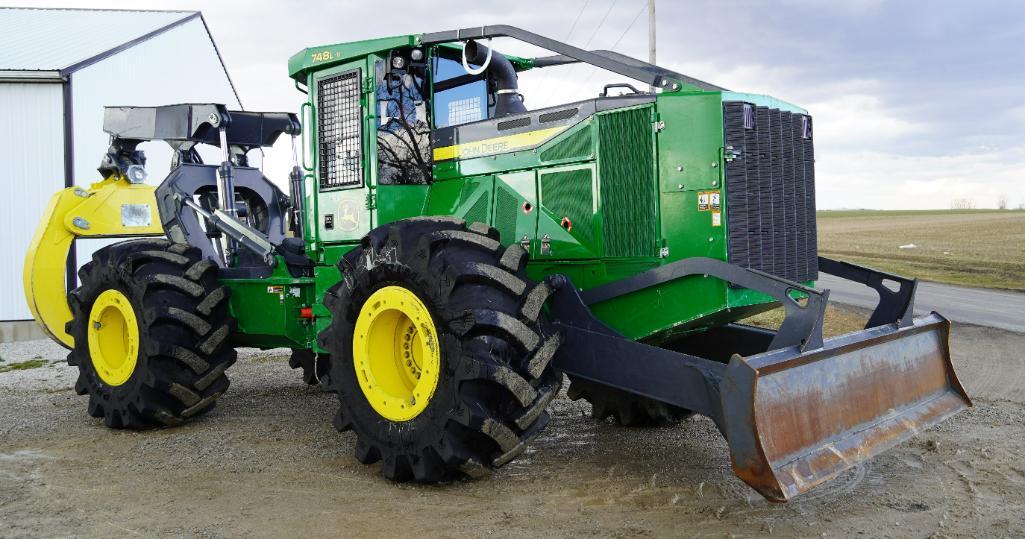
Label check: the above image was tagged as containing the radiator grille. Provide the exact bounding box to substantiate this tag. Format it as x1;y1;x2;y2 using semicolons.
723;102;817;282
317;70;363;189
598;107;656;257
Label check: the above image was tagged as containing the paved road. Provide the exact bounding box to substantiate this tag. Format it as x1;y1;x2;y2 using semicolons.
818;274;1025;334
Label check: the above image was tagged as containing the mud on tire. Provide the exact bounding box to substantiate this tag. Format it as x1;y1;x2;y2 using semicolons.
318;218;562;482
67;239;236;428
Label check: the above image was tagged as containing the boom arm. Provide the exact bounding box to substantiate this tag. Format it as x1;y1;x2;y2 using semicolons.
421;25;725;92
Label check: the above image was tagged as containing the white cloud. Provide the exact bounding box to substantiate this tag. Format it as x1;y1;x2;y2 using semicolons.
808;93;927;148
817;146;1025;209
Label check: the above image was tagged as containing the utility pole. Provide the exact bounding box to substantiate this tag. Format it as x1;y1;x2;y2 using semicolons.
648;0;656;91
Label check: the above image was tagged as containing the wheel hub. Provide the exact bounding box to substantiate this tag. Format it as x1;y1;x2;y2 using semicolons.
87;289;140;386
353;286;440;421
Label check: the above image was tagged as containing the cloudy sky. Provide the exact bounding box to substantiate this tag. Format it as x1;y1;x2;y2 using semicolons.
15;0;1025;209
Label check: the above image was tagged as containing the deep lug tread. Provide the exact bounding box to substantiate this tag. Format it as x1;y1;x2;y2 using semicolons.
194;361;231;392
526;333;561;379
457;262;527;296
198;324;231;356
65;239;236;430
167;382;202;406
184;259;217;281
521;282;554;321
466;358;538;407
515;376;561;430
142;273;205;298
427;229;501;253
320;219;563;485
460;309;540;352
493;412;551;467
125;250;191;270
355;440;381;464
498;244;526;272
196;287;228;316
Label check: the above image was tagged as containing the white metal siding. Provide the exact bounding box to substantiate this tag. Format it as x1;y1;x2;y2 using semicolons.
71;18;240;283
0;82;64;320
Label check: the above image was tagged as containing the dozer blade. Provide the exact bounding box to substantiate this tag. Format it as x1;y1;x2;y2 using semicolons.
23;176;162;347
721;313;970;502
549;257;971;503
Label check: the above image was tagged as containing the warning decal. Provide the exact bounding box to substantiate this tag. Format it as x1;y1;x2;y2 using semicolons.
697;190;721;212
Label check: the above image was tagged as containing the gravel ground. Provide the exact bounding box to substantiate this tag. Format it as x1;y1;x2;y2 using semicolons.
2;322;1024;537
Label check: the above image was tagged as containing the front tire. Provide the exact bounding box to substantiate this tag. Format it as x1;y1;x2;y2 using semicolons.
319;218;562;482
67;239;236;428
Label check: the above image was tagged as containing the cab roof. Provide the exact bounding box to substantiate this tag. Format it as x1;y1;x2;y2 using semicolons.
288;34;533;83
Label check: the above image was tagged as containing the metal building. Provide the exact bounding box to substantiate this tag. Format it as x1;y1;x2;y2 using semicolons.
0;7;240;339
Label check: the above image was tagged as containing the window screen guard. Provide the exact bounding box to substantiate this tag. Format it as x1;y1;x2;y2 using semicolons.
317;69;364;189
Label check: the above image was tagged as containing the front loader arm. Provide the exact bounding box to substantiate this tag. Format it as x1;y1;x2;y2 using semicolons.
23;176;163;348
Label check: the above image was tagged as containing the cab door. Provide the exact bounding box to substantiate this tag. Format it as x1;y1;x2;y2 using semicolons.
310;60;373;245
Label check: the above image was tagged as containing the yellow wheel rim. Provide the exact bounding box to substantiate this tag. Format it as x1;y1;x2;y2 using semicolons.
353;286;441;422
87;289;140;386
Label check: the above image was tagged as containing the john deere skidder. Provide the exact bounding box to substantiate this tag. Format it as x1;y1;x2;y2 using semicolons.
25;25;970;501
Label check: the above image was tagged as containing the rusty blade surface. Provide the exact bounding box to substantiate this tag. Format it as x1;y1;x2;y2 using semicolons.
721;313;970;502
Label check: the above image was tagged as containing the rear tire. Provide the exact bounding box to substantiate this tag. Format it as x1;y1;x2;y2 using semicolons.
319;218;562;482
567;377;691;427
67;239;236;429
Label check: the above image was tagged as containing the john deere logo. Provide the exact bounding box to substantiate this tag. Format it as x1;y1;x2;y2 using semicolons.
337;200;360;232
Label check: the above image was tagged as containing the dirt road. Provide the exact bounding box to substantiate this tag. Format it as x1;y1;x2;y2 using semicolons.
2;323;1024;537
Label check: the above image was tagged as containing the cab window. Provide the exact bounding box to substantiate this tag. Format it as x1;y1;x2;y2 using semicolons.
432;56;489;128
375;55;431;185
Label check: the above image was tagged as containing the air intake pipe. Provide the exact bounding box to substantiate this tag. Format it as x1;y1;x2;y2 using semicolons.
464;40;527;117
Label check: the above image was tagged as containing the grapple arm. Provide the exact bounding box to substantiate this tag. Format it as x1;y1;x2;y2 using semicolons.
23;176;163;348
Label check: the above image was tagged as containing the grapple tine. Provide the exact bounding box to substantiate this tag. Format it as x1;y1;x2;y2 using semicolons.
721;313;970;502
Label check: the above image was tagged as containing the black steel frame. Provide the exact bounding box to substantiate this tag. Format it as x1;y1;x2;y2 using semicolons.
547;255;921;427
421;25;725;92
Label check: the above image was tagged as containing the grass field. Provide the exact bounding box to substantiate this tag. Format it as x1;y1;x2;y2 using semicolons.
744;304;869;338
817;209;1025;290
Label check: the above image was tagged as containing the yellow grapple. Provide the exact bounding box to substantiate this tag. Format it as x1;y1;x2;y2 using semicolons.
23;175;162;348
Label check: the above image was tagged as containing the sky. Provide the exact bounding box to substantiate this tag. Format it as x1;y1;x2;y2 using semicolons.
11;0;1025;209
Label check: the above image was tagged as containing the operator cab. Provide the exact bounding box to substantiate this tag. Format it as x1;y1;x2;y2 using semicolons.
375;41;653;186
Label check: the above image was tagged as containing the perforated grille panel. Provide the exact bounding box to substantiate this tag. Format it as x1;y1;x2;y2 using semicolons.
541;168;595;247
463;192;489;224
540;126;593;163
494;188;519;244
317;70;363;189
723;101;818;282
598;107;656;258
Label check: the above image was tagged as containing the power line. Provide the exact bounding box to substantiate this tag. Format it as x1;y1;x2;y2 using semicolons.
563;0;591;42
581;0;620;50
608;2;647;51
583;1;648;85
